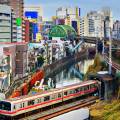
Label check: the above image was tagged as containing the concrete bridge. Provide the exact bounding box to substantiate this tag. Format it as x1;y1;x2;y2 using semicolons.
75;36;120;45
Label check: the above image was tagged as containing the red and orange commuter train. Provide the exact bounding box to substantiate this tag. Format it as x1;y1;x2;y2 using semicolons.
0;80;99;119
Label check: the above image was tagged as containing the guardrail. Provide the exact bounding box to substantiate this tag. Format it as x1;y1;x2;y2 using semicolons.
104;54;120;71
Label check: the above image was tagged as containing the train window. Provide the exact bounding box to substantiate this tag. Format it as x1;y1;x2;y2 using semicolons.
37;98;41;103
58;93;62;98
79;87;83;92
75;88;79;93
51;95;55;100
0;101;11;111
20;104;22;108
69;90;73;94
90;84;95;88
64;91;67;96
23;103;25;108
44;96;50;101
84;86;89;91
13;105;16;110
28;100;35;106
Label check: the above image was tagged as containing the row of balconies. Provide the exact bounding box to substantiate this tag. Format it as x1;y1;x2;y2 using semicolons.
0;33;11;38
0;16;11;20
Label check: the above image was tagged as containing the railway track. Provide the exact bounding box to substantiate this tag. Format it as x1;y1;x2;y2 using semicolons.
20;96;98;120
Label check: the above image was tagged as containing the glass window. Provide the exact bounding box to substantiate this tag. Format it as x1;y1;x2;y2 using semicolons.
20;104;22;108
44;96;50;101
79;87;83;92
69;90;73;94
90;84;95;89
64;91;67;96
28;100;35;106
84;86;89;91
13;105;16;110
23;103;25;107
0;101;11;111
75;88;79;93
58;93;62;98
51;95;55;100
37;98;41;103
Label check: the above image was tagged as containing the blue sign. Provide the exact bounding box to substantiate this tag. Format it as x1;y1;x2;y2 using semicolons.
25;11;38;19
32;23;38;40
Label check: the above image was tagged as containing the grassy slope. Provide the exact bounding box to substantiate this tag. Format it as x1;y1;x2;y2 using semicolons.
90;100;120;120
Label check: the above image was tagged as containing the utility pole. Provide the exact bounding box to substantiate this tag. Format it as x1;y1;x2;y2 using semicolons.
109;28;112;74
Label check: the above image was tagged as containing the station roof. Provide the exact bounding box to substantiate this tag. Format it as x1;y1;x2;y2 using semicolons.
49;25;77;39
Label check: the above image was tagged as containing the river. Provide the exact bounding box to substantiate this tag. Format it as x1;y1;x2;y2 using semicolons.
46;59;94;88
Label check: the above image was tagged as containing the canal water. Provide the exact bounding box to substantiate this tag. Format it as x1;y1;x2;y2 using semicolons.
46;59;94;89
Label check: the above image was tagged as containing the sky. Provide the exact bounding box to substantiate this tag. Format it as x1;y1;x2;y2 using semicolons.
25;0;120;20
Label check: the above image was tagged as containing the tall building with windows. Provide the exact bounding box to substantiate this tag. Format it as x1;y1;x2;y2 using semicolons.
0;5;12;42
0;0;24;18
100;7;113;38
80;7;113;38
56;7;80;35
24;5;43;23
87;11;104;37
56;7;80;19
113;20;120;39
80;16;89;37
80;12;104;38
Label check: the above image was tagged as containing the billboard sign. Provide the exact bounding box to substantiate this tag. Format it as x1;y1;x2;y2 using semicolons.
16;18;22;26
25;11;38;19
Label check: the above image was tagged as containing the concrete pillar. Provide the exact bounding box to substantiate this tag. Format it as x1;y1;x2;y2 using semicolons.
104;81;109;101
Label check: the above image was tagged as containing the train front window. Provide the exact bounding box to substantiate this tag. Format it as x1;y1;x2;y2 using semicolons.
0;101;11;111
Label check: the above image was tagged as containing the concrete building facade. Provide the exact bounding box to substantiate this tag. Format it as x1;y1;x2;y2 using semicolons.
80;7;113;38
0;0;24;18
56;7;80;35
16;44;28;77
0;5;12;42
113;20;120;39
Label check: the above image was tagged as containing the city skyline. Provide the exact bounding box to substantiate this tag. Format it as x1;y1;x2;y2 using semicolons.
25;0;120;20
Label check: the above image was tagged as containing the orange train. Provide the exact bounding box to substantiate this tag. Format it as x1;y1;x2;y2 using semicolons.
9;70;44;98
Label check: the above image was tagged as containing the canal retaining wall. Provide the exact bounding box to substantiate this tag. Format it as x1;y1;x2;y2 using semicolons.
43;49;87;78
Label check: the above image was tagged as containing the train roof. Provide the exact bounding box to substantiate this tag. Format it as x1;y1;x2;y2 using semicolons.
4;80;97;103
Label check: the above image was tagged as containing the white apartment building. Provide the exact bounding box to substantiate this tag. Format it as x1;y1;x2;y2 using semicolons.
80;7;113;38
56;7;80;19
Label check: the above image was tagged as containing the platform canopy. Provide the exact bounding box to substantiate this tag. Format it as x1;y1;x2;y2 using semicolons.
49;25;77;40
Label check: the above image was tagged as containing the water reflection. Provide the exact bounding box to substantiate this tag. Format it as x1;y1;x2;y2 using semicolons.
47;59;94;88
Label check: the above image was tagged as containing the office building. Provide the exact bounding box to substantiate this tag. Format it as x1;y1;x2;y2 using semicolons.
11;9;17;42
0;5;12;42
80;7;113;38
56;7;80;19
100;7;113;38
0;0;24;18
24;19;33;42
56;7;80;35
87;11;104;37
113;20;120;39
24;5;43;22
16;44;28;77
80;16;89;37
